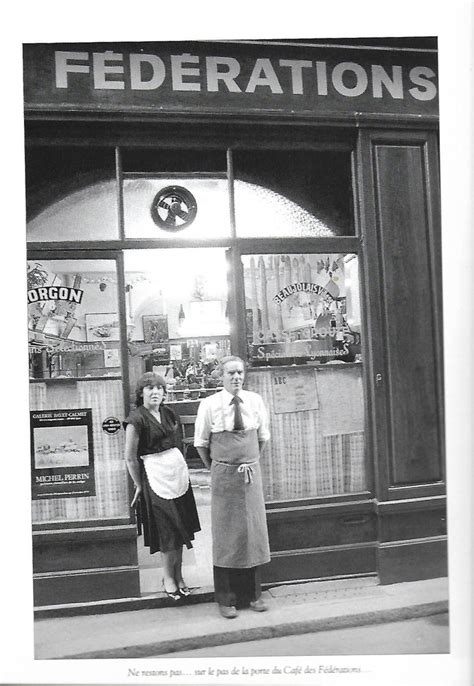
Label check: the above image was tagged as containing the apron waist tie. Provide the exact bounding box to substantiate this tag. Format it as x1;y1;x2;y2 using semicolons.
214;460;258;484
238;462;257;483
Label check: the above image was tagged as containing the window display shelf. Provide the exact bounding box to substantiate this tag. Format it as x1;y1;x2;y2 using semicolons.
29;375;122;383
247;361;362;372
166;386;223;401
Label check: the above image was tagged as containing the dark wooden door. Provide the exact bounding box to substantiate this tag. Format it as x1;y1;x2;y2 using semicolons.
357;129;446;582
358;129;444;498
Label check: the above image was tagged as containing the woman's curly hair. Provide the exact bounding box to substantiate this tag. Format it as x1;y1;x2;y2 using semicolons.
135;372;167;407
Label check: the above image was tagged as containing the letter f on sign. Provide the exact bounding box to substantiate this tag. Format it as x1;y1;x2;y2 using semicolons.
55;51;90;88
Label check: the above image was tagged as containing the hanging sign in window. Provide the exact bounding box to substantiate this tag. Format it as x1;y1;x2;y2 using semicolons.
272;369;319;414
102;416;121;435
30;408;95;499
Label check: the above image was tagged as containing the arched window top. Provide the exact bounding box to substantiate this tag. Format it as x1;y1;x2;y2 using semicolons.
27;175;348;243
234;180;337;237
27;180;119;242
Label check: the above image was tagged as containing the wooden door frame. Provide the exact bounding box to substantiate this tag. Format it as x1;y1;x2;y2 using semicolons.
356;128;445;503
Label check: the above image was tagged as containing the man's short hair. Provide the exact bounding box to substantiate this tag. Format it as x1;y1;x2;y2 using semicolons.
218;355;246;374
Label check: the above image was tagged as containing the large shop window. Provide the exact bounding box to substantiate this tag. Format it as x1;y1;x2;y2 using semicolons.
243;253;366;502
27;259;129;523
25;143;367;508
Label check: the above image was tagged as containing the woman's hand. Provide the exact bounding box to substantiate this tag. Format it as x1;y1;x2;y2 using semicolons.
131;484;142;508
124;424;142;507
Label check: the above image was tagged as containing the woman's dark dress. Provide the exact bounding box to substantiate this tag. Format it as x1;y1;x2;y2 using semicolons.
123;405;200;553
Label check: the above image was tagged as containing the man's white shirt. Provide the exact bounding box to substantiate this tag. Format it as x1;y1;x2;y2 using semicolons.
194;388;270;448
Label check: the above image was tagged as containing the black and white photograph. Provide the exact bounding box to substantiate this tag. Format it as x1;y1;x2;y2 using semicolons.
1;2;472;685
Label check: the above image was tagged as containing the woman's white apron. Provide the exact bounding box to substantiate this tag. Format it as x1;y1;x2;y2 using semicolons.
141;447;189;499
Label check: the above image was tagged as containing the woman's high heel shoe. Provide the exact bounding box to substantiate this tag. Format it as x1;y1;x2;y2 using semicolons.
162;580;181;602
176;577;191;597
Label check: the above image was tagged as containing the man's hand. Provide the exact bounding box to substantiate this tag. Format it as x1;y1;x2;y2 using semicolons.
196;447;212;470
131;484;142;508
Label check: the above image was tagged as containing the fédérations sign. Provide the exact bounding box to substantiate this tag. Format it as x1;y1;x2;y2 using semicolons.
23;41;438;118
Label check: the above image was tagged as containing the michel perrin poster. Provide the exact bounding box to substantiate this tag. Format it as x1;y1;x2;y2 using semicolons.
30;408;95;499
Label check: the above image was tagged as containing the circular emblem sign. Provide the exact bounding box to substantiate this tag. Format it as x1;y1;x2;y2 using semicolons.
151;186;198;231
102;417;121;435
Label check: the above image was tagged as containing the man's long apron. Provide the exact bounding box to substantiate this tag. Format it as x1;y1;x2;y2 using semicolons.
210;428;270;568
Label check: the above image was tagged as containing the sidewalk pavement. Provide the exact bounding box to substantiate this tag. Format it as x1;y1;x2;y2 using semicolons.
34;576;448;660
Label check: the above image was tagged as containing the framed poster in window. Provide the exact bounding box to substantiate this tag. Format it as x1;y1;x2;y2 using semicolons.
85;313;120;342
104;348;120;368
31;408;95;499
143;314;169;343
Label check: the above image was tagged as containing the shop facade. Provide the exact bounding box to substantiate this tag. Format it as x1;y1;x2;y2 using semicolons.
24;39;446;608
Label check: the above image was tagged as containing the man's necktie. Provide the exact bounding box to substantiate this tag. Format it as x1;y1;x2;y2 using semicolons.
231;395;244;431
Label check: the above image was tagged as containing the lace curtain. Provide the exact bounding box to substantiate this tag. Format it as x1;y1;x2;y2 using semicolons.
247;366;365;501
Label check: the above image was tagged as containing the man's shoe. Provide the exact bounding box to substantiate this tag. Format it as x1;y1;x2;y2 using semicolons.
249;598;268;612
218;604;238;619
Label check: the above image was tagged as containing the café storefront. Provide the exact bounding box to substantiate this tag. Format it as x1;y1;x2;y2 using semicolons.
24;39;446;608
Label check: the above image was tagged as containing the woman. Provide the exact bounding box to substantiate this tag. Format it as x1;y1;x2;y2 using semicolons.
124;372;201;601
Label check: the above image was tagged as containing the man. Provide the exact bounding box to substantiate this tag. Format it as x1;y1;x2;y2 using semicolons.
194;355;271;619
